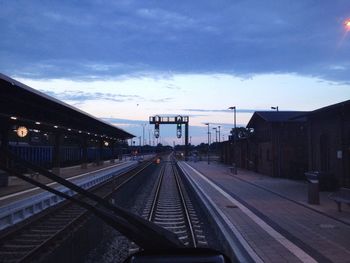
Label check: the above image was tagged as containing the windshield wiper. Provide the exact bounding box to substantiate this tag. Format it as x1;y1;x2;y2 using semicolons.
0;149;184;250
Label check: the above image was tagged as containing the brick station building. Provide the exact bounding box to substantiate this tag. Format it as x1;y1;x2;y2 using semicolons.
246;111;308;179
221;100;350;188
305;100;350;187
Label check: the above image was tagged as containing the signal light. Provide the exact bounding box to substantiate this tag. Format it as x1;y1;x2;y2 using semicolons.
176;123;182;138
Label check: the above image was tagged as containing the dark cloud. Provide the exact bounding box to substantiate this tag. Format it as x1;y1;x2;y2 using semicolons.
1;1;349;82
40;90;140;102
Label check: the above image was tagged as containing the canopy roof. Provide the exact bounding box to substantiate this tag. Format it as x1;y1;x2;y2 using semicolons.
0;73;134;140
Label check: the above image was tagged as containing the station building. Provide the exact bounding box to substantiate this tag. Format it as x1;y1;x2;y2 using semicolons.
246;111;308;179
305;100;350;187
221;100;350;188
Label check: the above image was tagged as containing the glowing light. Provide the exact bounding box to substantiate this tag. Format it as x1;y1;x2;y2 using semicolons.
345;19;350;30
17;126;28;137
10;116;17;120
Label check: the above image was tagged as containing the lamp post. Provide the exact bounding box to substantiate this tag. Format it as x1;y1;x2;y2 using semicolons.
212;127;218;143
271;106;279;112
228;106;236;130
141;123;146;146
228;106;237;174
218;126;221;143
205;123;210;164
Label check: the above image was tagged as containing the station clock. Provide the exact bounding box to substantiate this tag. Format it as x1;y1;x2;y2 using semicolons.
16;126;28;138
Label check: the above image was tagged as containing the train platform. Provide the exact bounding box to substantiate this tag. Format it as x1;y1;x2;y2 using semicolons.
0;155;155;231
0;159;127;206
0;154;154;207
179;160;350;263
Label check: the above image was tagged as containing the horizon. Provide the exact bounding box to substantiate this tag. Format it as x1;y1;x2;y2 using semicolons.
1;1;349;145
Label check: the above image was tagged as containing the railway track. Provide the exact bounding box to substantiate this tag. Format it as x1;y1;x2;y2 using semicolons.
130;156;207;252
0;160;153;263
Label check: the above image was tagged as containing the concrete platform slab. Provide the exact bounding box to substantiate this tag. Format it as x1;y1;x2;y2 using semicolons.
180;161;350;263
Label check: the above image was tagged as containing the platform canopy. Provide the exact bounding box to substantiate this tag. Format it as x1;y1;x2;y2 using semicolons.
0;73;134;140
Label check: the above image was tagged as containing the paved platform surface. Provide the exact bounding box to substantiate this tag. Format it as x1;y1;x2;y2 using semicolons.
0;155;152;207
181;160;350;263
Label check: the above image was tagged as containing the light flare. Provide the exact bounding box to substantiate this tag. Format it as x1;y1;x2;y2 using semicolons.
345;19;350;31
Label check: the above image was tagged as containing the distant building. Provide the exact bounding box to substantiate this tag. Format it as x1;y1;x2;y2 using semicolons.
246;111;308;178
306;100;350;187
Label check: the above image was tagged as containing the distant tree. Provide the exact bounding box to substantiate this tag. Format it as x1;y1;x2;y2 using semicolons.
230;127;254;140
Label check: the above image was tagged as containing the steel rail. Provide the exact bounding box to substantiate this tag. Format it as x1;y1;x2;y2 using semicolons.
148;164;166;221
0;149;183;250
172;162;197;247
143;155;202;248
0;159;181;262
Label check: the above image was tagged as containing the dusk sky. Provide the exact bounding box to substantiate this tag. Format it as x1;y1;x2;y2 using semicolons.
1;1;349;145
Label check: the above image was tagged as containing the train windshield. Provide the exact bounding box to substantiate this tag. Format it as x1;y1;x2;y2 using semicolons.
0;1;349;263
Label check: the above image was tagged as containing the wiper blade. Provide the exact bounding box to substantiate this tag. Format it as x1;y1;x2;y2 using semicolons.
0;149;184;250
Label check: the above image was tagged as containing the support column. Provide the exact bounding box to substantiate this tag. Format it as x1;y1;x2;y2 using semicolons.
119;146;123;161
52;132;62;175
110;141;115;164
95;139;103;166
81;136;88;169
185;123;189;160
0;119;10;186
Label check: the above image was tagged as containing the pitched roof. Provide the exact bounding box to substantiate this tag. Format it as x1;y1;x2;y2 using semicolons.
247;111;308;128
308;99;350;116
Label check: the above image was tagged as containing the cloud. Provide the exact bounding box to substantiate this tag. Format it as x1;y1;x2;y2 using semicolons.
40;90;140;103
165;84;181;90
150;97;173;103
0;1;350;82
136;8;197;30
183;108;258;113
102;117;148;126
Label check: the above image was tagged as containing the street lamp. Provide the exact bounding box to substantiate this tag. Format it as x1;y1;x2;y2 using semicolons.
228;106;237;174
218;126;221;143
271;106;279;111
212;127;218;143
228;106;236;131
205;123;210;164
